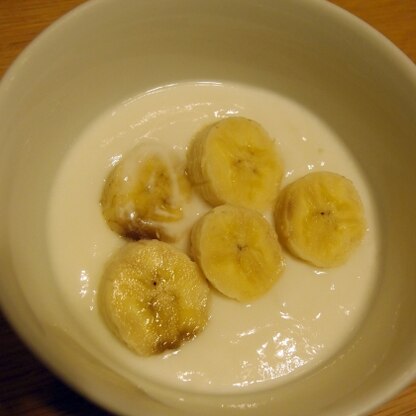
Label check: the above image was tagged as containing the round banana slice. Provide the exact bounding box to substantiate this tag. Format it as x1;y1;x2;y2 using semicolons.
101;142;190;242
100;240;210;356
275;171;366;268
191;204;284;302
187;117;283;211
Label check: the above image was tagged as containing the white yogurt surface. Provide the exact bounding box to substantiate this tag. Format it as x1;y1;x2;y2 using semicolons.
48;81;379;394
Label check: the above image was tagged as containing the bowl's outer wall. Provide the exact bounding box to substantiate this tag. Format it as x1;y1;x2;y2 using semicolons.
0;0;415;415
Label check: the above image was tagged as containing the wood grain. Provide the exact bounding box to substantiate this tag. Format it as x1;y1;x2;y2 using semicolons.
329;0;416;63
0;1;415;415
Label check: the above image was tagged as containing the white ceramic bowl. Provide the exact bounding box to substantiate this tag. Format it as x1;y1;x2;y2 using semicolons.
1;1;415;415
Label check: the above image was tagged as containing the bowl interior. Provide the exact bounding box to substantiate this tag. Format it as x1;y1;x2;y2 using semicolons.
0;0;415;415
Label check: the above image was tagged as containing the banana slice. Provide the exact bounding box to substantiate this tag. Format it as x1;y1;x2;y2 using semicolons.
101;142;190;242
100;240;210;356
275;171;366;268
187;117;283;211
191;204;284;302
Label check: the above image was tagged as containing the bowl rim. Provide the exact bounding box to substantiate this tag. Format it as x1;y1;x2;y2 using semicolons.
0;1;415;415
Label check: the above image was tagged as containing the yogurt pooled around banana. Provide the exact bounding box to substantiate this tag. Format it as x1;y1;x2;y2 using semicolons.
48;81;378;391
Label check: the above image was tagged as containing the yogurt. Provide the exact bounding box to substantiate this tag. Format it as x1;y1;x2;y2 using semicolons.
47;81;378;394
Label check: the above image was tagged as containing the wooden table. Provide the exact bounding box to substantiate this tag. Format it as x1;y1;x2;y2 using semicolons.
0;1;415;415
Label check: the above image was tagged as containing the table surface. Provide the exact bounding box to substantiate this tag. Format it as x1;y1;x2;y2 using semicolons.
0;0;415;415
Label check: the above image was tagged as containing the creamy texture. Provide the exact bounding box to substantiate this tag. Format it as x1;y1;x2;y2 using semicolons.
48;82;378;394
